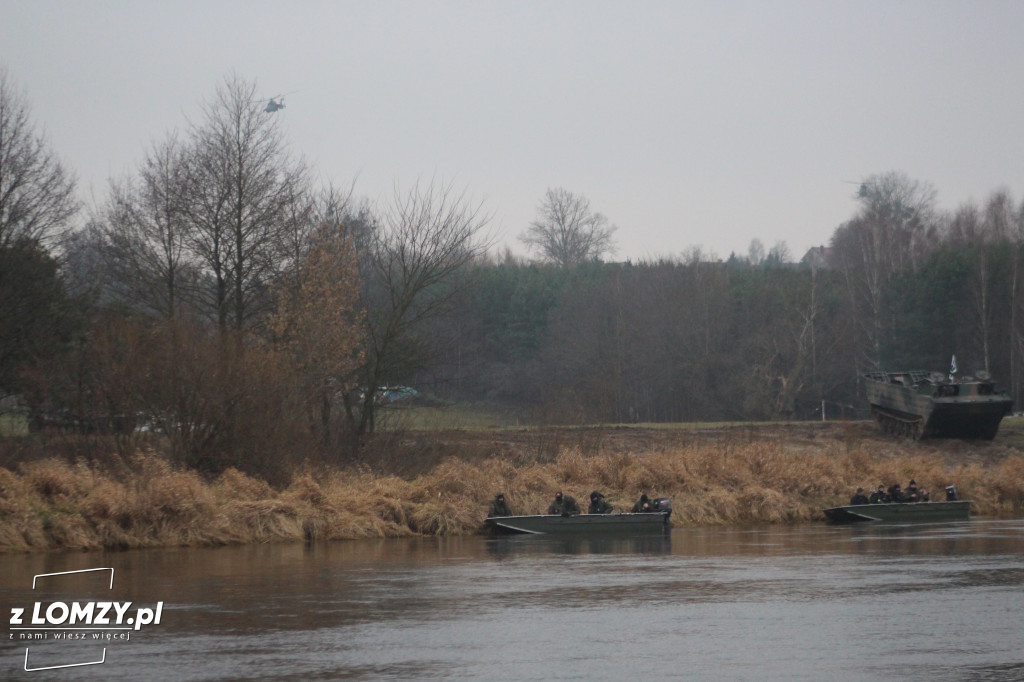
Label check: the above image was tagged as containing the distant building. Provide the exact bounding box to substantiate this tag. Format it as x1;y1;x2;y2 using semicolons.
801;245;833;269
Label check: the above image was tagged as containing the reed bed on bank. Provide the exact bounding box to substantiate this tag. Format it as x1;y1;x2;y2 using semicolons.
1;434;1022;552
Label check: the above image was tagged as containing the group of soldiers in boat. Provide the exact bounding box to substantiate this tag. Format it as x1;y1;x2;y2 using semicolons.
488;490;659;517
848;479;932;505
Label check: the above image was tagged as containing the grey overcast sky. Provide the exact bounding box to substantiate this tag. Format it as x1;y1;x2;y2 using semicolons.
2;0;1023;261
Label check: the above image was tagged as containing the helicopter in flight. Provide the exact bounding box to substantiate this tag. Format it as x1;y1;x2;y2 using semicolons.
264;95;287;113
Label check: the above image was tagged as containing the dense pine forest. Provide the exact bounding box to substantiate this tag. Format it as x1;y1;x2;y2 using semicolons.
4;70;1024;485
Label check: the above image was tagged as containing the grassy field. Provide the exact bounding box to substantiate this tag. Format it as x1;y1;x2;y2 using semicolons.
0;413;29;438
374;402;522;430
374;401;782;432
1;418;1022;552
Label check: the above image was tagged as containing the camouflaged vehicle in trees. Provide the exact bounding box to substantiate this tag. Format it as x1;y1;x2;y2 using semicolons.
864;368;1013;440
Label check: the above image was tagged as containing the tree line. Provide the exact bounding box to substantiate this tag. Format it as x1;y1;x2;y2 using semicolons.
426;173;1024;426
3;68;1024;483
2;72;488;481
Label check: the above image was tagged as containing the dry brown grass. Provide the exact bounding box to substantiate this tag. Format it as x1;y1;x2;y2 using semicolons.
2;423;1023;552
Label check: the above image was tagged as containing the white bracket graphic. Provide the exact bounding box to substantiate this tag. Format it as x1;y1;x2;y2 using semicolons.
24;648;106;671
21;568;115;671
33;567;114;590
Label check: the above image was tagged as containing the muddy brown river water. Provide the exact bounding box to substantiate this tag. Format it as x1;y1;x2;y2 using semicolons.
3;520;1023;681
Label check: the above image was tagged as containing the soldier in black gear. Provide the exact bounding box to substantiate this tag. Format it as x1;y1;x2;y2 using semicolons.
548;491;580;516
849;487;869;505
588;491;613;514
869;485;890;504
632;493;652;513
489;493;512;517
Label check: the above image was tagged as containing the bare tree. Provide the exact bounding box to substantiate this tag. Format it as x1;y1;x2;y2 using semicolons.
519;187;616;265
0;67;79;249
182;74;310;332
831;171;938;368
853;171;938;276
747;238;765;265
274;183;351;286
748;268;840;419
100;133;194;319
767;240;791;265
962;190;1016;374
346;180;490;436
271;221;364;450
946;202;992;371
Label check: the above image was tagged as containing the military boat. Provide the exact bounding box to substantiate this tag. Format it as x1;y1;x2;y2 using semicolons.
823;500;970;524
485;498;672;535
863;368;1012;440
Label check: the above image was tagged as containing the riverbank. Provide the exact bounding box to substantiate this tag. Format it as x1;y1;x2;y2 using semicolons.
2;421;1023;551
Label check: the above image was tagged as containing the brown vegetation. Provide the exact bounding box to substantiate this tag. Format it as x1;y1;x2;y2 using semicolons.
1;421;1022;552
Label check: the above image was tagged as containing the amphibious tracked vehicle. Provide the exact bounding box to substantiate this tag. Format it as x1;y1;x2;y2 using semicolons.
863;369;1012;440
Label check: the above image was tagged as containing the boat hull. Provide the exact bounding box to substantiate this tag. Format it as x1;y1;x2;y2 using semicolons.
485;512;670;536
823;501;970;524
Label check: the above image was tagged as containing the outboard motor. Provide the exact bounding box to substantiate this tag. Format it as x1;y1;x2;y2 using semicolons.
945;485;958;501
651;497;672;519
